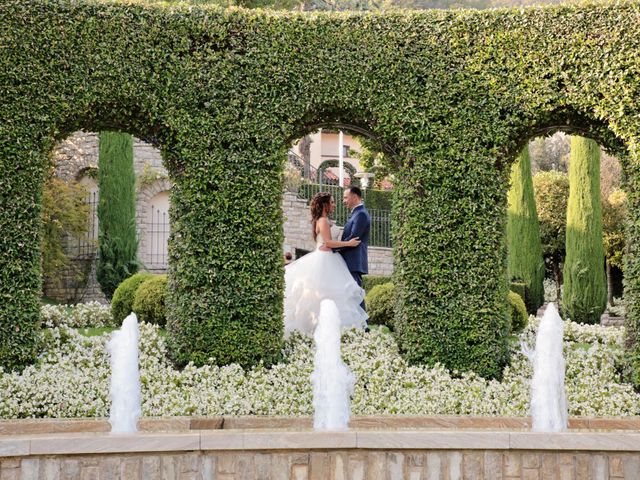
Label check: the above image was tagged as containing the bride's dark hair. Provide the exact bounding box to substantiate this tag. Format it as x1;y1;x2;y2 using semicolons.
310;192;332;241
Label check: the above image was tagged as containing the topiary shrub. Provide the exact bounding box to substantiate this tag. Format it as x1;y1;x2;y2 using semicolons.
509;281;527;305
563;136;607;324
366;282;395;330
507;146;545;314
508;291;528;333
111;273;153;325
362;275;392;293
133;275;168;327
96;131;139;300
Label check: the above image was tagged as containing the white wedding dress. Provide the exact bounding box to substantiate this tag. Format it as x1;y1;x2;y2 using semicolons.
284;224;368;335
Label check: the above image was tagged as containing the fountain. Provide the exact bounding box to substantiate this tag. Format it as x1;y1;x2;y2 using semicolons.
4;303;638;478
311;299;355;430
107;312;141;433
529;302;568;432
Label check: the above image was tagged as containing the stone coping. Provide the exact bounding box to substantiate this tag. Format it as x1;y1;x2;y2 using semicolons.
1;415;639;436
3;429;640;458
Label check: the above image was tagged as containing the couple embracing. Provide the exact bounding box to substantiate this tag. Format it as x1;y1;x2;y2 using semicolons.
284;186;370;335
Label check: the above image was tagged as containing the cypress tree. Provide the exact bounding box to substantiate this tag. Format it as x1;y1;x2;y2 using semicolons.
563;136;607;324
96;132;139;299
507;146;545;313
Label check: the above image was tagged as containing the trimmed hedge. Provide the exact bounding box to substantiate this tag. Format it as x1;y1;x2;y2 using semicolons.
507;291;528;333
1;1;639;379
96;132;139;300
111;272;154;326
366;282;395;329
509;281;526;305
563;136;607;324
133;275;167;327
362;275;393;293
506;147;544;313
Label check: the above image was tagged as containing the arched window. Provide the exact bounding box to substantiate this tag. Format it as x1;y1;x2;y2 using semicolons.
75;171;99;258
143;191;170;270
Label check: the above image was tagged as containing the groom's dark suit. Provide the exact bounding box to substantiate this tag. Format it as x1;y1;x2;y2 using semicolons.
339;204;371;290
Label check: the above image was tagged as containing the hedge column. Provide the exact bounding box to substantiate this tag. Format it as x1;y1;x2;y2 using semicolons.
624;150;640;387
0;133;45;370
165;139;284;368
563;136;607;324
393;147;510;379
507;146;545;313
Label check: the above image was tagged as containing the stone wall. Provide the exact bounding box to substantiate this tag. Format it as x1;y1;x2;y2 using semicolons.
282;192;317;257
2;440;640;479
3;417;640;479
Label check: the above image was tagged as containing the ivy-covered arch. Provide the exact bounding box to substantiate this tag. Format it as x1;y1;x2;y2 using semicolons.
2;0;640;380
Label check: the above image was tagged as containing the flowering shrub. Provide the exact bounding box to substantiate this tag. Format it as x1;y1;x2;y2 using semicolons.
1;313;638;418
608;297;626;318
40;302;113;329
544;278;559;303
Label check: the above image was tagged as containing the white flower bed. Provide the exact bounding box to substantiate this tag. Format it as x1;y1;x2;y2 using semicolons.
41;302;114;329
1;311;638;418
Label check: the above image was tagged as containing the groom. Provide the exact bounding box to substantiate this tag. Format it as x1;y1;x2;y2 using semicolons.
339;186;371;308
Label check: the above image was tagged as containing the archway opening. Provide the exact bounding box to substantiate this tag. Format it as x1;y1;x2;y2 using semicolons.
506;127;628;327
284;123;396;283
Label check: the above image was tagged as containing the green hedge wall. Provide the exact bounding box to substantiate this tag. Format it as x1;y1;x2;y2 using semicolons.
1;1;639;379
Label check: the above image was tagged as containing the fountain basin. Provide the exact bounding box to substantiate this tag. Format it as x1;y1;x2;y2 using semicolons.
1;416;639;478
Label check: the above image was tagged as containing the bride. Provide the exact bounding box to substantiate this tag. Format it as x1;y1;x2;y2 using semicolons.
284;192;369;335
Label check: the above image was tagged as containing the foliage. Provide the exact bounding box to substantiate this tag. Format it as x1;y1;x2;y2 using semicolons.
506;147;544;313
509;281;526;303
352;135;394;190
111;273;155;326
533;171;569;257
1;320;637;419
41;168;91;289
145;0;450;11
298;183;391;211
362;275;392;293
533;170;570;296
133;275;168;327
41;302;114;329
563;137;607;324
1;1;638;378
365;282;395;329
507;291;528;333
602;189;627;270
529;132;570;174
543;278;559;303
600;152;623;200
608;297;626;318
136;164;167;191
96;132;139;300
